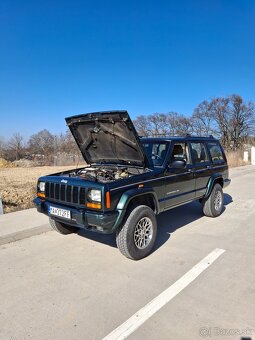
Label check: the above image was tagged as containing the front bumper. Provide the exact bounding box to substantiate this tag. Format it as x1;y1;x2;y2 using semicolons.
34;197;120;234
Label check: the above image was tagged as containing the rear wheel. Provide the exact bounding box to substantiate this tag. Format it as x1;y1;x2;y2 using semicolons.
49;217;78;235
116;205;157;260
203;183;224;217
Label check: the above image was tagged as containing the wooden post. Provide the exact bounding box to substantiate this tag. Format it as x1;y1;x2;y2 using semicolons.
243;151;249;163
251;146;255;166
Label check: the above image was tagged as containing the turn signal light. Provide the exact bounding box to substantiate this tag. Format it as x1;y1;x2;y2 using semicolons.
37;192;45;198
106;191;111;208
87;202;101;209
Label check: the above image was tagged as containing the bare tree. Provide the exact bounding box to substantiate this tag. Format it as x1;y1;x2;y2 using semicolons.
28;129;54;163
8;133;24;160
193;97;230;146
228;94;255;149
166;112;182;135
28;129;54;154
192;95;255;149
61;130;81;154
0;137;5;158
148;113;170;136
191;100;216;136
133;115;151;137
212;97;232;148
48;131;82;165
175;114;193;136
134;111;193;137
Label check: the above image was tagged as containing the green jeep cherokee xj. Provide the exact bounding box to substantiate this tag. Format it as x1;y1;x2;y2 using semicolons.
34;110;231;260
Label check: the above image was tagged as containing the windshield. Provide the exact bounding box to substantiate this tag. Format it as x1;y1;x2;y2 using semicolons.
142;141;168;166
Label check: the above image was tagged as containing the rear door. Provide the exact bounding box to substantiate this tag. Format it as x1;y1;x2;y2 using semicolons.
206;140;229;179
189;141;212;198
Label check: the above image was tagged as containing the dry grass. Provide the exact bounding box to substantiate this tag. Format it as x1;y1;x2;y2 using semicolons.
225;151;248;168
0;158;17;168
0;166;75;213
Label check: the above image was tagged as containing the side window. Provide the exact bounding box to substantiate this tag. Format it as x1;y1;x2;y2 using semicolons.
170;143;191;165
143;142;168;166
154;143;167;160
207;142;224;163
190;142;209;164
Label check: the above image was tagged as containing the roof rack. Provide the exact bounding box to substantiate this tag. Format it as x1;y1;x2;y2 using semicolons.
185;134;216;139
185;133;215;138
141;133;211;138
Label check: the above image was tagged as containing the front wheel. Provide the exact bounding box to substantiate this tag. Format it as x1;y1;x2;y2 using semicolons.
49;217;79;235
203;183;224;217
116;205;157;260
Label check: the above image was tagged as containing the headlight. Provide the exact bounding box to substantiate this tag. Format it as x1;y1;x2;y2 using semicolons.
39;182;45;192
88;189;101;202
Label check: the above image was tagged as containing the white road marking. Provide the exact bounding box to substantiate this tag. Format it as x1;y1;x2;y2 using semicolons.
102;248;225;340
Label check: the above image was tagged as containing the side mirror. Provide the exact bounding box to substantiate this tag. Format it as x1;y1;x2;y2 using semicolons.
170;159;186;169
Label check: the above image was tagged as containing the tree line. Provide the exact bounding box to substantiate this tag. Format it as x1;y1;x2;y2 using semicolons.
134;94;255;150
0;129;81;165
0;94;254;165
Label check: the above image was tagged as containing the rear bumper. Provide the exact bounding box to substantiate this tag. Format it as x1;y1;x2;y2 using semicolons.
34;197;120;234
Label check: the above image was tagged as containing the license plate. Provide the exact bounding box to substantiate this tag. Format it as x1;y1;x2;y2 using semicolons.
49;206;71;219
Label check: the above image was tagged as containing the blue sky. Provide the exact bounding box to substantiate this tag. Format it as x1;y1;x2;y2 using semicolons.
0;0;254;139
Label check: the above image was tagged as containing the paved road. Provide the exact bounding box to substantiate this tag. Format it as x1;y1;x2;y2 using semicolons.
0;166;255;340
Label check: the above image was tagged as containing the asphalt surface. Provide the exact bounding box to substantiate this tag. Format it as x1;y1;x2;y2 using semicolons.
0;166;255;340
0;208;49;245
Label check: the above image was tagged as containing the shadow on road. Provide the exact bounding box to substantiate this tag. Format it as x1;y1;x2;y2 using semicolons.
224;193;233;205
77;193;233;252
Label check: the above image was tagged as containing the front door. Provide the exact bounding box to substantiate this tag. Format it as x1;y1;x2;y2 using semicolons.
163;142;196;210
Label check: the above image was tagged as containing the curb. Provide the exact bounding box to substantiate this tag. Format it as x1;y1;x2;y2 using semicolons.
0;224;52;246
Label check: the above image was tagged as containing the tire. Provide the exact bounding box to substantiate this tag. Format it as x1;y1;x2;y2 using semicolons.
49;217;78;235
203;183;224;217
116;205;157;260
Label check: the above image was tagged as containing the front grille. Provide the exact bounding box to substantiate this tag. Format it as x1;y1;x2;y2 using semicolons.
80;187;86;205
73;186;78;204
60;184;65;201
45;182;85;205
66;185;72;202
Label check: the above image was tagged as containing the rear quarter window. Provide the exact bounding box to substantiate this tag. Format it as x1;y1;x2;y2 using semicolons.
190;142;209;164
207;142;224;163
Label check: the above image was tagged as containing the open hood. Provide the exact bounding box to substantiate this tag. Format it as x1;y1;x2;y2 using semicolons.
65;111;151;167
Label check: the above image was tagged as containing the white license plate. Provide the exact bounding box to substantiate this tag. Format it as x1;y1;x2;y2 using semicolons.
49;206;71;219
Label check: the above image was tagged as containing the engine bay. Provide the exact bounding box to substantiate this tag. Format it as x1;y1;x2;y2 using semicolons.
60;166;147;183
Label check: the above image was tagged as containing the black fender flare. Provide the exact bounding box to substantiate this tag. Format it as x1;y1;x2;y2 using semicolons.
205;174;223;198
116;187;159;213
